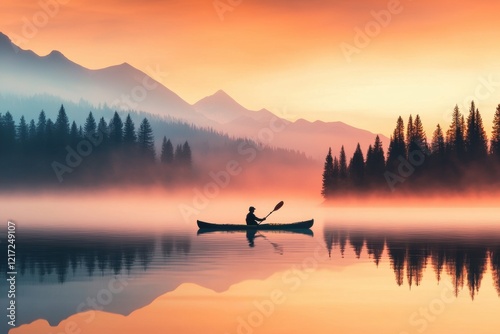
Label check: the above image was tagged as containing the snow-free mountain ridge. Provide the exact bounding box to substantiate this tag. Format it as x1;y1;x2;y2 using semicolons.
0;32;388;159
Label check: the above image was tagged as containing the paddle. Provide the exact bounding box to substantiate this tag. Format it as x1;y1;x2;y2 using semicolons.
257;231;284;255
258;201;284;224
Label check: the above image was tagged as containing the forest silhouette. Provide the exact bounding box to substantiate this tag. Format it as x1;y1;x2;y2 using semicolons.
324;226;500;299
0;105;192;187
322;102;500;196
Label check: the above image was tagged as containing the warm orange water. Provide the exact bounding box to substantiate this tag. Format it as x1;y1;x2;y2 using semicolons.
1;192;499;334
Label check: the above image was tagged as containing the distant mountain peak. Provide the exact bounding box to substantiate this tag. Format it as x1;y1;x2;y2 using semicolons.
118;62;133;68
46;50;65;59
211;89;237;101
0;32;17;53
0;32;11;44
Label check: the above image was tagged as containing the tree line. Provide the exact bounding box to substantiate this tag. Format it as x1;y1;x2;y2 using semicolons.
0;105;192;186
322;102;500;197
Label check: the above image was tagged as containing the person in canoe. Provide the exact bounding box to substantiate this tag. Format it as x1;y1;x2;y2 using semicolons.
246;206;266;226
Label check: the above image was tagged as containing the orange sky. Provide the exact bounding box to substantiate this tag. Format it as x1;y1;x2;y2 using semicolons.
2;0;500;135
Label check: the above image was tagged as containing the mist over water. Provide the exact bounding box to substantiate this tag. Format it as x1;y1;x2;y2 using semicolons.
2;191;500;334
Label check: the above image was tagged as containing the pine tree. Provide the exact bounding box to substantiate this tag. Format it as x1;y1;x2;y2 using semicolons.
366;135;386;185
97;117;108;140
36;110;47;141
182;141;192;167
70;121;79;146
339;146;348;180
332;156;340;185
45;119;55;154
446;105;466;161
84;112;97;138
387;116;406;166
28;120;36;149
465;102;488;161
321;148;335;198
365;145;374;181
109;112;123;146
410;115;427;153
2;112;16;154
431;124;445;157
491;104;500;158
17;116;29;148
160;137;174;164
349;143;365;188
137;118;155;161
406;114;414;153
123;114;137;145
55;105;70;144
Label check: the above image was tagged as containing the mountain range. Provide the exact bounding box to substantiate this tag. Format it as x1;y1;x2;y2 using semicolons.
0;32;388;160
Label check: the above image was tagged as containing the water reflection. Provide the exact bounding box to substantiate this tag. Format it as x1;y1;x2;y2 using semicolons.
197;229;313;250
324;225;500;299
9;229;190;283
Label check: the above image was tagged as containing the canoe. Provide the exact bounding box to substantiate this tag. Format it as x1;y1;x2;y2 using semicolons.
197;228;314;237
197;219;314;231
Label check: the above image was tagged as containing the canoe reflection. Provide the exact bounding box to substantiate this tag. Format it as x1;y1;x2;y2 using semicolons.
197;228;314;251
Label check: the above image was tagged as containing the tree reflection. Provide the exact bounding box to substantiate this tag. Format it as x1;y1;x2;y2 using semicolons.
12;229;190;283
324;225;499;299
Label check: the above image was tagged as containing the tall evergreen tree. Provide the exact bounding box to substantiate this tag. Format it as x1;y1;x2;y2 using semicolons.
332;156;340;185
160;137;174;164
365;145;374;178
17;116;29;147
387;116;406;166
339;146;348;180
465;102;488;160
491;104;500;158
70;121;79;146
182;141;192;167
45;119;55;153
366;135;386;184
2;112;16;154
36;110;47;141
406;114;414;152
431;124;446;157
137;118;155;161
410;115;427;152
55;105;70;144
446;105;466;161
84;112;97;138
28;120;36;144
349;143;365;188
321;148;335;198
109;112;123;146
123;114;137;145
97;117;108;140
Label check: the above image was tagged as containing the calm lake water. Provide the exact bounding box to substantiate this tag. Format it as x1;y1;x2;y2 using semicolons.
1;194;500;334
